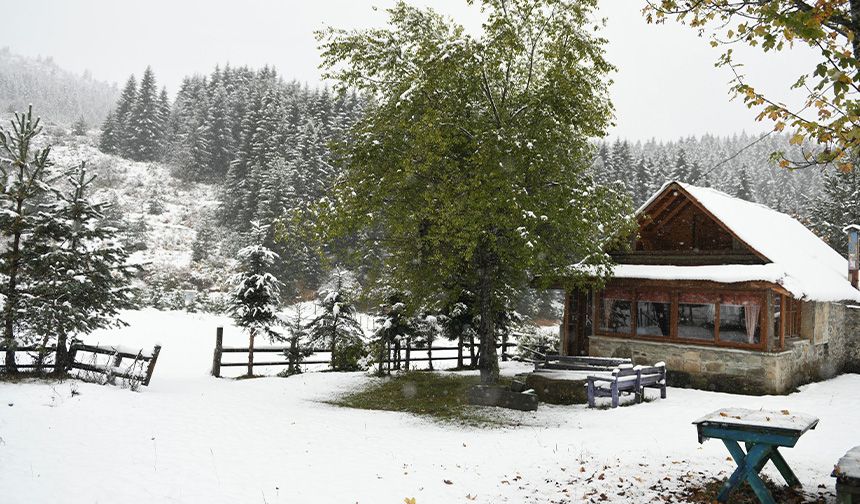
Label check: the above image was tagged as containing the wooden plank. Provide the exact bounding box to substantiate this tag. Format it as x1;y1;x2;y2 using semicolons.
70;362;145;382
71;344;150;361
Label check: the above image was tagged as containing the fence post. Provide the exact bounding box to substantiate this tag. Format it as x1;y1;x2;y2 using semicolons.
66;339;79;371
393;339;401;371
501;334;508;362
427;339;433;371
404;338;411;371
211;327;223;378
386;340;391;374
457;334;463;369
143;345;161;386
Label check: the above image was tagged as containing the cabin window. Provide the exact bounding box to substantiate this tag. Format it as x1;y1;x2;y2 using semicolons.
600;289;632;335
718;294;761;345
784;298;801;338
773;293;782;346
636;291;671;337
677;292;716;341
596;287;767;350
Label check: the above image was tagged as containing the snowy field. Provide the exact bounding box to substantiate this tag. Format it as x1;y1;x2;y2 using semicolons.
0;309;855;503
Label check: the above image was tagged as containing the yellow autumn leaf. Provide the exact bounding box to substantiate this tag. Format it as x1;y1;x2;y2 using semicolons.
404;498;417;504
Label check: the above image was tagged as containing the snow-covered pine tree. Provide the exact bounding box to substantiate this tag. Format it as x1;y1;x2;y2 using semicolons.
71;116;87;136
24;162;138;373
671;149;690;182
810;167;860;254
283;302;310;376
192;224;215;263
372;292;413;375
734;166;754;201
203;81;234;178
98;110;119;154
307;268;364;371
0;106;53;373
157;86;171;151
114;75;138;158
129;66;162;162
228;221;284;376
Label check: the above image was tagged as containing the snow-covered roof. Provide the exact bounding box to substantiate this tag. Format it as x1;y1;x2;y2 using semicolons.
626;181;860;303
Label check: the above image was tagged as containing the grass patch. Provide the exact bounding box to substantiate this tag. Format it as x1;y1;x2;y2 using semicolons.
330;371;512;426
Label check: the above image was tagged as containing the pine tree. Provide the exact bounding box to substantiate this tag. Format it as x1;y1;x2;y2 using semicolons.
114;75;137;157
283;303;310;376
129;66;161;161
307;268;364;371
71;116;88;136
24;162;138;373
157;86;171;150
204;81;234;178
810;168;860;253
228;221;284;375
0;106;53;372
372;292;413;375
735;167;754;201
98;110;119;154
671;149;690;182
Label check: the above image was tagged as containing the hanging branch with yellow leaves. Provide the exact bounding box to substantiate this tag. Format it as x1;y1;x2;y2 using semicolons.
644;0;860;171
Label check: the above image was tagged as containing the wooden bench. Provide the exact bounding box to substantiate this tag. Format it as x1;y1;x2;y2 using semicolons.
586;362;667;408
834;446;860;503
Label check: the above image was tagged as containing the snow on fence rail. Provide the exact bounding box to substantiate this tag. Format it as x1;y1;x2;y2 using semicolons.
1;341;162;387
0;345;58;370
210;326;519;377
68;341;161;387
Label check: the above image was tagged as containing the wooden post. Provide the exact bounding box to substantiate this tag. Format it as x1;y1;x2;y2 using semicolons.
404;338;411;371
247;329;255;377
386;340;392;374
457;333;463;369
66;339;79;371
211;327;223;378
112;351;123;370
427;339;433;371
393;339;401;370
143;345;161;386
501;333;508;361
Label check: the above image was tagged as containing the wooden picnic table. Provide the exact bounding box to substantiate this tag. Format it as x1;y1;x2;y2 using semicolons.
693;407;819;504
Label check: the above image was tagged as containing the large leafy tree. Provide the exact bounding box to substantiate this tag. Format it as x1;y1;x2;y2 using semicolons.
645;1;860;170
317;0;634;384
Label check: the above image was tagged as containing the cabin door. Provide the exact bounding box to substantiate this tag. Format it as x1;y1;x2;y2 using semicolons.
564;290;592;356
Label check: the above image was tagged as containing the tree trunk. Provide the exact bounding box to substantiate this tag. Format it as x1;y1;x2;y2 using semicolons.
476;247;499;385
54;331;68;375
3;214;22;373
247;328;256;376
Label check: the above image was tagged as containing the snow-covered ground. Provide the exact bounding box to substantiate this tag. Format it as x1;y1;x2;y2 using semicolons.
0;309;853;503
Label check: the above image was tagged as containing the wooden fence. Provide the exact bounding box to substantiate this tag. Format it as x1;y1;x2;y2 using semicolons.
0;341;161;387
68;342;161;386
211;326;519;377
0;345;57;370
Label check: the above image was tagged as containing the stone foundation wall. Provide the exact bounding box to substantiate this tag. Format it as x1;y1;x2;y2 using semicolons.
588;301;860;395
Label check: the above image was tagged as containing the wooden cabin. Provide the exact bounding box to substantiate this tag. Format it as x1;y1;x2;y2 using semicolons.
561;181;860;395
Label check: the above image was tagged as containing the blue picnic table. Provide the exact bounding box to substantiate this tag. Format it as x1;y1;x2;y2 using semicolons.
693;407;819;504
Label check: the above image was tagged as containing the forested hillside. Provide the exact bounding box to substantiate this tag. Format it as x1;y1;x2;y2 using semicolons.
592;133;824;216
0;48;118;126
89;62;856;305
98;65;363;297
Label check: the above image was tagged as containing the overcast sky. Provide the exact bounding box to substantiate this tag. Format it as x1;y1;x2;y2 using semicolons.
4;0;818;141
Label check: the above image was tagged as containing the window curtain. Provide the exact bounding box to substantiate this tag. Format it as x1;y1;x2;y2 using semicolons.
743;302;761;344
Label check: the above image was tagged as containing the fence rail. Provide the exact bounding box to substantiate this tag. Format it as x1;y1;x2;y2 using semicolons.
211;326;520;377
1;341;161;386
68;341;161;386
